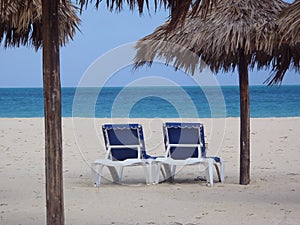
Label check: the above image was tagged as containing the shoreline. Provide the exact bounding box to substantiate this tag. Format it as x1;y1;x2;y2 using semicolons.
0;117;299;224
1;84;300;88
1;116;300;118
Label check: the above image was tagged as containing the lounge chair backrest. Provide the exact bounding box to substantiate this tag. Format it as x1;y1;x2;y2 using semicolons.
102;124;147;161
163;122;206;159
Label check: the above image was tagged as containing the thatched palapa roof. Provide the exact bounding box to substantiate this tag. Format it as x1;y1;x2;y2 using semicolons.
269;0;300;84
77;0;217;29
0;0;80;49
134;0;289;84
278;0;300;44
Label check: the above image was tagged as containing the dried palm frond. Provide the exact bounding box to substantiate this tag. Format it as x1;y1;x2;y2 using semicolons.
0;0;80;50
268;0;300;84
278;0;300;45
134;0;288;84
77;0;217;30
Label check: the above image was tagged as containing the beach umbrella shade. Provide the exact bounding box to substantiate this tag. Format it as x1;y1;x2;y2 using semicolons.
1;1;80;224
0;0;79;49
77;0;217;29
134;0;289;185
268;0;300;84
278;0;300;45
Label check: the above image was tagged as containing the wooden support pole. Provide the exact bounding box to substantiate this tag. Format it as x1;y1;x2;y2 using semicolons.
42;0;64;224
238;53;250;185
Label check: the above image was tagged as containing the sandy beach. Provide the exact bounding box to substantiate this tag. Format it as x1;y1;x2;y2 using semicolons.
0;117;299;225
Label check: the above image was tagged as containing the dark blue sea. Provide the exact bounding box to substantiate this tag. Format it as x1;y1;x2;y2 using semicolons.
0;86;299;118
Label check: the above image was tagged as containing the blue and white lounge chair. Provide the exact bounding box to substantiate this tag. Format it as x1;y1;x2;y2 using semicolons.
156;122;224;186
91;124;159;186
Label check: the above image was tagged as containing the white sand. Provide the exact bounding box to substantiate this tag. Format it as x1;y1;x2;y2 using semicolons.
0;117;299;225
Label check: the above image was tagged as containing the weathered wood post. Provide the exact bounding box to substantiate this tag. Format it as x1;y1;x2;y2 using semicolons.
238;52;250;185
42;0;64;224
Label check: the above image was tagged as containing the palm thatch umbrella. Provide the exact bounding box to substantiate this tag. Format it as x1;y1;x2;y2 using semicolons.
0;0;79;49
134;0;289;185
268;0;300;84
278;0;300;44
77;0;217;29
1;1;79;224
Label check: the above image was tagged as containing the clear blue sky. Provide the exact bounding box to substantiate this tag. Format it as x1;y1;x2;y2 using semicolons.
0;1;299;87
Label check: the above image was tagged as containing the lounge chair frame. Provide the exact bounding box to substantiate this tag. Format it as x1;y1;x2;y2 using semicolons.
91;124;158;186
155;122;224;186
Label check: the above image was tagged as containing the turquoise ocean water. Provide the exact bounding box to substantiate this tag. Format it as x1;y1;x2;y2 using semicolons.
0;85;299;118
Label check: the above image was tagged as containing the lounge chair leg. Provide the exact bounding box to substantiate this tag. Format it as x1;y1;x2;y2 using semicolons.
97;165;105;186
118;166;124;181
162;164;174;182
205;160;214;187
91;163;105;187
91;163;98;186
171;165;176;179
214;164;222;182
107;166;120;183
159;163;166;181
220;160;225;182
144;163;152;184
149;163;153;184
152;162;165;184
153;163;161;184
